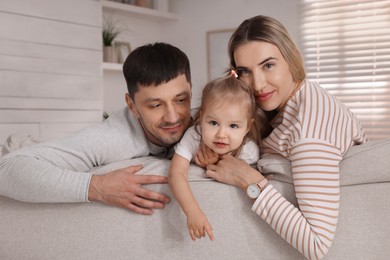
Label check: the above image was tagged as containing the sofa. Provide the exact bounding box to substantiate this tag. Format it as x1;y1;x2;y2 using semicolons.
1;139;390;260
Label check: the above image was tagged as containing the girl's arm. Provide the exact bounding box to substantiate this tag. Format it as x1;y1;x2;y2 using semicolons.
168;154;215;241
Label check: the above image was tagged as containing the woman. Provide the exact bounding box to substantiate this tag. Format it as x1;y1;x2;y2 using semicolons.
204;15;367;259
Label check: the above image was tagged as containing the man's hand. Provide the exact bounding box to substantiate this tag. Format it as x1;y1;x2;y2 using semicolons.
194;142;220;168
88;164;170;215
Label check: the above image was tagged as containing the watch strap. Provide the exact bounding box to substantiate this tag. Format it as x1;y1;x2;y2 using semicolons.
257;178;269;192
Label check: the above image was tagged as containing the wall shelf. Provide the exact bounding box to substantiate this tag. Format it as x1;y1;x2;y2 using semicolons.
102;0;178;21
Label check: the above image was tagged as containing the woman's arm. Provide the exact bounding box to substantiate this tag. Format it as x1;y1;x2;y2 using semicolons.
168;154;214;241
206;141;342;260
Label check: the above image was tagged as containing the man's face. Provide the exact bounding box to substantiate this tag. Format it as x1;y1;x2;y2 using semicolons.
126;74;192;147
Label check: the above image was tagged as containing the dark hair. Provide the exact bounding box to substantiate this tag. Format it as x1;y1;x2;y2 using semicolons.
123;42;191;99
193;76;263;155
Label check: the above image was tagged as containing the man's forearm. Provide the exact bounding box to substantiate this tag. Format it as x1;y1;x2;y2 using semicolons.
0;156;91;203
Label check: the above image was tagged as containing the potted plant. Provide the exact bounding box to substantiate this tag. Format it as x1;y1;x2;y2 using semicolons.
102;15;123;63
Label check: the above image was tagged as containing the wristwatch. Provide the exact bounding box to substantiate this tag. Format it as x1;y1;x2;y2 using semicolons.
246;178;269;199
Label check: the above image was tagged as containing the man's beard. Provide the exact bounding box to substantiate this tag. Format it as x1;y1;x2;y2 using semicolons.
138;116;189;147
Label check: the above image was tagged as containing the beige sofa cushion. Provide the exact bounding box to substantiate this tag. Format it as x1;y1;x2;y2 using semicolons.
1;140;390;259
257;139;390;186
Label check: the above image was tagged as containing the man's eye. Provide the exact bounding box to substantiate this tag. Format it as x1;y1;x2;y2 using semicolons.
150;104;161;108
177;98;188;104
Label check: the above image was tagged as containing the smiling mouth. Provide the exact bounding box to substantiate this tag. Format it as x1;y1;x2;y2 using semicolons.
161;124;182;134
256;91;274;102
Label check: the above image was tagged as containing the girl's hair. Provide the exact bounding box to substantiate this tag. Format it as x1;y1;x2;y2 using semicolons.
193;76;262;156
228;15;306;138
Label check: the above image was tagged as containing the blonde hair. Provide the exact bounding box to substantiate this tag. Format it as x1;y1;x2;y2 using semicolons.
193;76;262;156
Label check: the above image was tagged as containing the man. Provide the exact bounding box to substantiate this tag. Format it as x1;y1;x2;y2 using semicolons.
0;42;192;215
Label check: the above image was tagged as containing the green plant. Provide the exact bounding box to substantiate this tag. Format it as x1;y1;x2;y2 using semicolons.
102;15;124;47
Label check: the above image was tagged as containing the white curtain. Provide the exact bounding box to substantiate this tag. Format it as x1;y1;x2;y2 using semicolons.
300;0;390;140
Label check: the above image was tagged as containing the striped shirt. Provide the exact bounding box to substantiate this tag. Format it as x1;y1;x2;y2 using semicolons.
253;80;367;259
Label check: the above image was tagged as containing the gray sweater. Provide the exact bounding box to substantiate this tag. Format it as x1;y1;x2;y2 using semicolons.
0;107;169;203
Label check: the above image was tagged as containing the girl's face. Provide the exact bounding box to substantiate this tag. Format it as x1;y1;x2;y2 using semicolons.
200;101;250;155
234;41;295;111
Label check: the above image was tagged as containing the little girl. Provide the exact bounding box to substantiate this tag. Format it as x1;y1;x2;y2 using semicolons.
168;72;261;241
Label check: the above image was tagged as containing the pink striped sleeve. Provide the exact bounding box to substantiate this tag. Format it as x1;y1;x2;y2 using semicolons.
253;140;342;260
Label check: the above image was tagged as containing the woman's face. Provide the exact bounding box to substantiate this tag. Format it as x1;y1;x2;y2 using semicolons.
234;41;295;111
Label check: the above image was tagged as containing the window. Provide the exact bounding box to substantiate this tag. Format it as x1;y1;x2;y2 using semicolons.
300;0;390;140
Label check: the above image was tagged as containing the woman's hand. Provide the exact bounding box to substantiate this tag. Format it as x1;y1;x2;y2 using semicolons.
205;154;264;191
194;142;220;168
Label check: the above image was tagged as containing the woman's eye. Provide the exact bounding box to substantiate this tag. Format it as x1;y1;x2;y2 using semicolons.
264;63;274;70
238;69;250;77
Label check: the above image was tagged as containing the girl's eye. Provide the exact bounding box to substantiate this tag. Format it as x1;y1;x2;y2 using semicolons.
230;124;239;129
209;121;218;126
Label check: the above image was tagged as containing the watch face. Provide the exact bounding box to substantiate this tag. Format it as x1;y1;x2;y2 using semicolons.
246;184;261;199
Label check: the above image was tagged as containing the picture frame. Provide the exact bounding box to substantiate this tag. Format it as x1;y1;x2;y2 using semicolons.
206;29;235;80
116;41;132;63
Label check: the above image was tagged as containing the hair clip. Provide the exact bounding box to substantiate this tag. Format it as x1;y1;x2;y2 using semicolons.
230;70;238;78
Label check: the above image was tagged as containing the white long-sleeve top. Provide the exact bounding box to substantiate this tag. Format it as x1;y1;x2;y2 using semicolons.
253;80;367;259
0;107;170;203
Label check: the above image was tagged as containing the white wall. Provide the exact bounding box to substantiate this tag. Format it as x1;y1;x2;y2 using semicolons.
168;0;300;107
103;0;300;113
0;0;300;152
0;0;103;152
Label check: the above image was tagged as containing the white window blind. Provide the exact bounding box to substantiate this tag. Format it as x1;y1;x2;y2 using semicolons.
300;0;390;140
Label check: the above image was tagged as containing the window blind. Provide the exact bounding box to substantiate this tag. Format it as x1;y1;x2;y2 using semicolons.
300;0;390;140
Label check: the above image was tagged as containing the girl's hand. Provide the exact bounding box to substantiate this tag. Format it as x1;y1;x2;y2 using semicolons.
206;154;264;191
187;208;215;241
194;142;220;168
